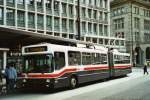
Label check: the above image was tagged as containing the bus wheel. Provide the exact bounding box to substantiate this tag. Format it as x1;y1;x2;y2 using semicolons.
70;77;77;89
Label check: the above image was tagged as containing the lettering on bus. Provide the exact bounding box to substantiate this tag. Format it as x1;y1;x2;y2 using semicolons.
25;46;47;53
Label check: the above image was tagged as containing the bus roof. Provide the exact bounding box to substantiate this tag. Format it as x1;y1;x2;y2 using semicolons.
22;43;108;55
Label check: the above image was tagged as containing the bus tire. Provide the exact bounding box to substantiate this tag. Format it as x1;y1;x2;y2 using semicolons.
70;76;78;89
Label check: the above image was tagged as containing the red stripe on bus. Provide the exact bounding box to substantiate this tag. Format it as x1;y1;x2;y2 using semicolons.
114;65;131;69
19;65;131;79
27;68;77;78
84;66;109;71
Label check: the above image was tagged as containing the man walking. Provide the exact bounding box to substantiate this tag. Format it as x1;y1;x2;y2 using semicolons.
5;63;17;93
143;64;149;75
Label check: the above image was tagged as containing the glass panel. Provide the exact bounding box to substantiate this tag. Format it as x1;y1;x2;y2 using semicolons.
17;11;25;27
68;51;81;66
0;8;3;25
27;0;35;11
37;14;44;30
7;0;15;7
24;54;54;73
46;16;52;31
54;52;65;70
28;13;35;28
6;9;15;26
17;0;25;9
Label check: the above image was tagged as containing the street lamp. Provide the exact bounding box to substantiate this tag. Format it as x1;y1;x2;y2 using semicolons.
77;0;81;40
130;1;134;67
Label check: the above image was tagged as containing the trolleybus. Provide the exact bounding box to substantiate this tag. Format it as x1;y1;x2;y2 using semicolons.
17;43;132;89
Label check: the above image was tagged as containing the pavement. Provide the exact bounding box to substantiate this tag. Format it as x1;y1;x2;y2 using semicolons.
0;67;150;100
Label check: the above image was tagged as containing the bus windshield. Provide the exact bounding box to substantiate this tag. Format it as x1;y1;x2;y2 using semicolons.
23;54;54;73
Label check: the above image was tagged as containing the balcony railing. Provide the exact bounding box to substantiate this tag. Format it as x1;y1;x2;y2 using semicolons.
54;27;60;32
46;8;52;15
28;23;35;29
28;5;35;11
62;13;67;17
7;19;15;26
37;25;44;30
37;6;43;13
62;0;67;3
7;2;15;7
62;28;67;32
68;0;74;3
54;10;59;16
17;21;25;27
69;14;74;18
47;25;52;31
0;0;3;5
0;20;3;25
69;29;74;33
17;4;25;9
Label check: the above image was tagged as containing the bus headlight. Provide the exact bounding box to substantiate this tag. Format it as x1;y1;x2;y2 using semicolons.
46;79;50;83
23;79;26;83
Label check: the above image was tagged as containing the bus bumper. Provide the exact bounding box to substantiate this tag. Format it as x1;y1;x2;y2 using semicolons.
16;78;55;89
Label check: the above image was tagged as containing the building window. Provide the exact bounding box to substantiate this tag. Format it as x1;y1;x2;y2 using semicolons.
27;0;35;11
99;0;102;7
134;17;140;29
37;15;44;30
46;16;52;31
99;12;103;21
104;25;108;36
135;32;140;41
104;0;107;8
82;8;86;18
113;18;124;30
88;9;92;18
93;10;97;19
54;1;59;11
69;5;73;17
144;20;150;31
28;13;35;28
62;19;67;32
17;11;25;27
0;8;3;25
68;51;81;66
46;0;52;9
104;13;108;21
82;22;86;33
133;7;139;15
93;24;97;35
6;9;15;26
27;0;34;5
17;0;24;5
54;17;59;31
54;52;65;70
62;3;67;16
99;24;103;35
7;0;14;4
88;23;92;33
69;20;74;33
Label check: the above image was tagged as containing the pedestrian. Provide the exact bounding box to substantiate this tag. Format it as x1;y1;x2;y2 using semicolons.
143;64;149;75
5;63;17;93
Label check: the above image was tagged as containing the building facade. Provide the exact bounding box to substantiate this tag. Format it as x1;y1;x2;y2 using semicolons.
111;0;150;66
0;0;125;70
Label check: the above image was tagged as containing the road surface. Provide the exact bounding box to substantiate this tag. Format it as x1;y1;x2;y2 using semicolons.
1;68;150;100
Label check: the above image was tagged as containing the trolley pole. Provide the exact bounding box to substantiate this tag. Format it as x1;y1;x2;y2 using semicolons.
77;0;81;40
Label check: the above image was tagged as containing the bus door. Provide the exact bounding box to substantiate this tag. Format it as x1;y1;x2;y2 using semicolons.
108;51;114;77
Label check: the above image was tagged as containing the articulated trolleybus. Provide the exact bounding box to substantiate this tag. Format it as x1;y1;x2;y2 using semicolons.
17;43;132;89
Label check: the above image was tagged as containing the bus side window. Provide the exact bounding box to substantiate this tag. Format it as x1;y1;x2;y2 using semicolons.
54;52;65;70
68;51;81;66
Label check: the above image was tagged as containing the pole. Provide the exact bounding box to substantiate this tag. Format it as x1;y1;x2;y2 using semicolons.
130;1;134;67
77;0;81;40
